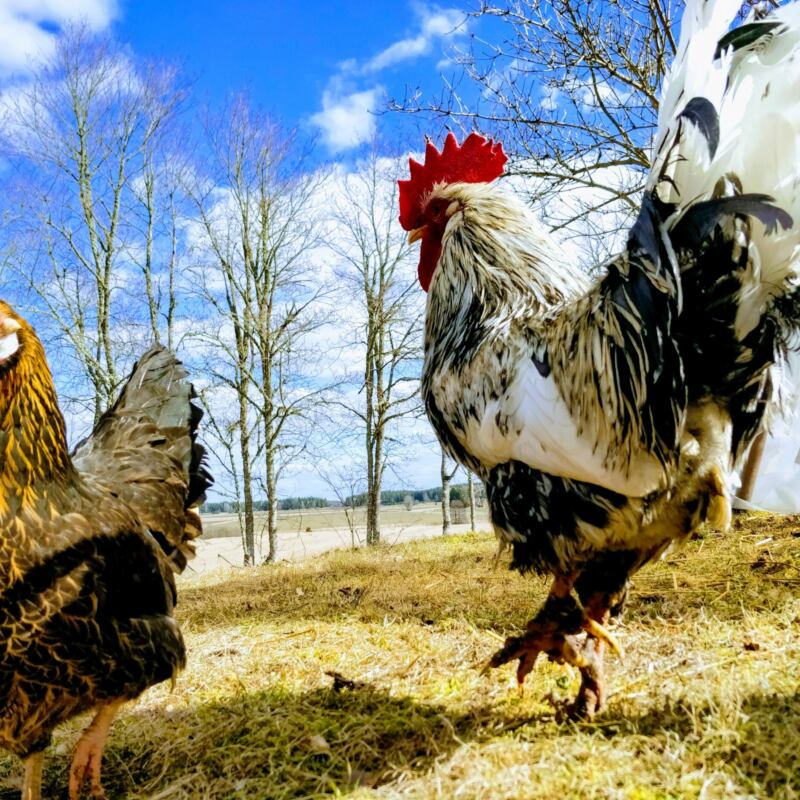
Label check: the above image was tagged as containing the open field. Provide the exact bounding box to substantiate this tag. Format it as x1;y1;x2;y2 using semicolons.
200;503;489;538
1;513;798;798
193;503;491;571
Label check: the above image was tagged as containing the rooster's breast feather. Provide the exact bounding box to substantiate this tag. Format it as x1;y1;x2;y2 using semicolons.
448;350;668;498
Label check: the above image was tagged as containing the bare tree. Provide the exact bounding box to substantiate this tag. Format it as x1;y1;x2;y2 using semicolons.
317;462;367;550
467;471;476;531
440;449;459;536
395;1;775;260
190;97;326;564
198;388;253;562
393;1;677;259
190;256;258;564
327;148;424;546
130;141;191;350
1;24;185;421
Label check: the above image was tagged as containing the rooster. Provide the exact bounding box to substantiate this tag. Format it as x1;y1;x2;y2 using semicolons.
0;300;211;799
400;0;800;718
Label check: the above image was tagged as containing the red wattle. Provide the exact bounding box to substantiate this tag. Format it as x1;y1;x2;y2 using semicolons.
418;232;442;292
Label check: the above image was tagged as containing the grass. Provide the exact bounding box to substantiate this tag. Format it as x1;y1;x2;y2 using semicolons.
1;513;798;799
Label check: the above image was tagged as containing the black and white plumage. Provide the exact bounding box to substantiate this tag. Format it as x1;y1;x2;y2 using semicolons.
401;0;800;717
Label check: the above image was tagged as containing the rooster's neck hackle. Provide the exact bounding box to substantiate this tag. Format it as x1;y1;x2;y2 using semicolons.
0;331;74;511
424;184;589;361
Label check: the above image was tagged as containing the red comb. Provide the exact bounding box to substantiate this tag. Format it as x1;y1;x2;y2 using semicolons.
398;132;507;230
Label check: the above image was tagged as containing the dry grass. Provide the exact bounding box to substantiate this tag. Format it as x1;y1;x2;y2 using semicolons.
1;513;798;799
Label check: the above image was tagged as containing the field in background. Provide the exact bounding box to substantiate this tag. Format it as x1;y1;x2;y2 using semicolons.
193;502;492;571
200;502;489;538
2;514;798;798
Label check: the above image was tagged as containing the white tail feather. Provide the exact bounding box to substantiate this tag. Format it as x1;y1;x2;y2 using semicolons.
652;1;800;338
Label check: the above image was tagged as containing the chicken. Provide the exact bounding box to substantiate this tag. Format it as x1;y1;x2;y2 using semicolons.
400;0;800;718
0;300;211;799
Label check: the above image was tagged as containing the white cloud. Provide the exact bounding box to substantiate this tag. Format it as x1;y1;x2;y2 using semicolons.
0;0;117;76
364;9;466;72
311;5;468;153
540;85;561;112
309;85;382;153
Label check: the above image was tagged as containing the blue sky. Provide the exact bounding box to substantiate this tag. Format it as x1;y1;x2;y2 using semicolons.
117;0;472;159
0;1;476;159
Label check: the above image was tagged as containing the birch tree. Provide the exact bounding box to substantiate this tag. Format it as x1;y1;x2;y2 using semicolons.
1;25;185;421
190;97;325;564
328;150;424;546
440;449;459;536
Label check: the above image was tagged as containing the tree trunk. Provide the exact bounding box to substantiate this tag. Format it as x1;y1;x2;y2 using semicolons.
467;472;476;530
367;424;384;546
264;451;278;563
240;447;255;566
238;386;255;566
441;451;452;536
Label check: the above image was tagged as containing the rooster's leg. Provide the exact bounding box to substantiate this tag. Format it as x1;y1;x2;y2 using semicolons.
22;751;44;800
569;562;633;720
569;598;612;720
485;572;624;688
485;573;595;683
68;700;123;800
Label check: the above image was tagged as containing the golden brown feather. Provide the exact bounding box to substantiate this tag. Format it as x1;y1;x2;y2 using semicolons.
0;299;211;799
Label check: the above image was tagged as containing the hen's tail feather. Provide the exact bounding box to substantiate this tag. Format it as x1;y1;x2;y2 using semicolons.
73;346;213;573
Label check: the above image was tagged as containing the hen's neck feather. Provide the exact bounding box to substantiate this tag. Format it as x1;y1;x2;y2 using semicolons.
0;333;75;513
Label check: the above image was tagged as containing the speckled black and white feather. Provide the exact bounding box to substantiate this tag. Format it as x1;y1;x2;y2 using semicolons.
421;0;800;577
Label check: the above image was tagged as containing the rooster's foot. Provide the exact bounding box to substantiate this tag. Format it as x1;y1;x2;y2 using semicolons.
567;640;606;720
483;594;584;684
483;594;622;690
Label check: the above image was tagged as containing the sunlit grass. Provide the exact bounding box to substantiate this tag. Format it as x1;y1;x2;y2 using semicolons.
1;514;798;799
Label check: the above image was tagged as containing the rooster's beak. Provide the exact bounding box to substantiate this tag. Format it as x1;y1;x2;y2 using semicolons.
407;226;426;245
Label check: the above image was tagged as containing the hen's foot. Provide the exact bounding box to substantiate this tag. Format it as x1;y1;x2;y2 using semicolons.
68;702;122;800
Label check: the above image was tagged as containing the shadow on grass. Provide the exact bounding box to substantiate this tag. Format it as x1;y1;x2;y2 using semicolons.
38;683;496;799
602;688;800;799
26;682;800;799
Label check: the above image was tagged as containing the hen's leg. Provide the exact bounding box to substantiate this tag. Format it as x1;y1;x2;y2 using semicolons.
68;701;123;800
22;751;44;800
484;573;621;684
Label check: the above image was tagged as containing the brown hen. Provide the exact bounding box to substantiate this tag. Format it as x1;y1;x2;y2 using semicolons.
0;300;211;799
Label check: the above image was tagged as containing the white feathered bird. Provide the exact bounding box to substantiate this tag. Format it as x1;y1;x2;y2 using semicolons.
399;0;800;717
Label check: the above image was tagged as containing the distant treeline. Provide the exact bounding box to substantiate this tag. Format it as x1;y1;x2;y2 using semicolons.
201;497;329;514
202;484;484;514
345;484;477;507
